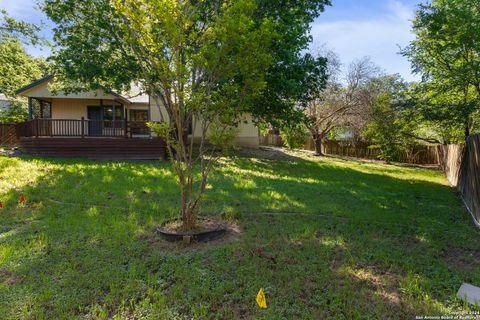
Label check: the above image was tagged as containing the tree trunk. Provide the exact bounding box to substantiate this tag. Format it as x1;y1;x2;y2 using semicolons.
311;130;324;156
465;121;470;142
180;183;197;230
182;206;197;230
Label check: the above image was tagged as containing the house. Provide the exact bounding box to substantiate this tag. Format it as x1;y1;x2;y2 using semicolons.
12;76;260;159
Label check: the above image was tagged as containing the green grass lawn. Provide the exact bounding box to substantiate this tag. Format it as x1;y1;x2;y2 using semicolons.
0;150;479;319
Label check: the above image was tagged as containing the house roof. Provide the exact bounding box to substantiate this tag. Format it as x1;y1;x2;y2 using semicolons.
127;93;149;104
15;75;148;105
15;75;54;95
100;86;132;104
122;83;149;104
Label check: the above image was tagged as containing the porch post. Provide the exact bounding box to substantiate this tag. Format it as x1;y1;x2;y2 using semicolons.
35;118;39;138
147;95;152;138
112;99;116;136
81;117;85;138
28;97;33;120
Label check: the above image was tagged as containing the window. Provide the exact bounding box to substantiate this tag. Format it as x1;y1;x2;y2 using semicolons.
129;109;148;122
129;109;149;134
31;99;51;119
103;106;123;120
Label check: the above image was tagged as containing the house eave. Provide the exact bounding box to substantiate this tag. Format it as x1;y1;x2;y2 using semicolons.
16;75;132;105
16;75;54;95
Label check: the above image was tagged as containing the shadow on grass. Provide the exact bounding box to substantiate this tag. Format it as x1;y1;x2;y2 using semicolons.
0;152;478;318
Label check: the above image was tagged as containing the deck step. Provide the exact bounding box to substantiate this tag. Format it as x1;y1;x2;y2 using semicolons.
17;137;167;160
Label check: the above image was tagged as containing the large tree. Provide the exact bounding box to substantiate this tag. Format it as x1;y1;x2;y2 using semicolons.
0;10;42;45
0;12;46;122
43;0;331;230
252;1;330;127
402;0;480;141
304;55;379;155
362;75;419;163
44;0;277;230
0;38;45;97
406;81;479;144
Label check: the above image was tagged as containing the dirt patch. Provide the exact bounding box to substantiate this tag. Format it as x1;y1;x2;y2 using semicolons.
401;235;430;255
348;266;404;309
160;216;226;234
441;246;480;271
326;263;411;318
351;268;393;289
139;217;241;252
0;268;20;286
252;246;277;264
236;147;306;161
379;291;402;307
323;154;440;170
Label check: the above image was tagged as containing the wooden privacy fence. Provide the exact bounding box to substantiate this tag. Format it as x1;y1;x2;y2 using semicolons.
0;123;14;138
0;123;16;146
321;141;440;165
438;135;480;227
260;134;283;147
260;134;440;165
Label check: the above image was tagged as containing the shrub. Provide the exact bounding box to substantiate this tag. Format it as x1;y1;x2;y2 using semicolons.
280;124;309;149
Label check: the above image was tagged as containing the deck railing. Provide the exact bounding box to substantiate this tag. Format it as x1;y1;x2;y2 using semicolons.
15;118;152;139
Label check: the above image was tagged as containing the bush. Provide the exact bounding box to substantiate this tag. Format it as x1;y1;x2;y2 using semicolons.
0;98;28;123
208;120;239;154
280;124;309;149
363;93;416;163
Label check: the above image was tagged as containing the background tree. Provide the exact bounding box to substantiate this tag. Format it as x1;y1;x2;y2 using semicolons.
402;0;480;141
405;81;479;144
0;10;42;45
0;38;45;97
362;76;417;163
0;12;46;122
280;123;309;149
304;55;379;155
251;0;330;127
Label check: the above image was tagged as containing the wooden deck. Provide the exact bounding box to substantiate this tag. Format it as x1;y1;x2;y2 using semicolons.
16;137;167;160
3;119;167;160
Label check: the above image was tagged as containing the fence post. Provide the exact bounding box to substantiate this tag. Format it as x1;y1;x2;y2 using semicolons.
81;117;85;138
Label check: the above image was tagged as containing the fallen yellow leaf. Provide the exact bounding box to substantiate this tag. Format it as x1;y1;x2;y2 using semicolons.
256;288;267;309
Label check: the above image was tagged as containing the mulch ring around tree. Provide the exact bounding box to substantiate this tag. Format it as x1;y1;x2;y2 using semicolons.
155;215;240;247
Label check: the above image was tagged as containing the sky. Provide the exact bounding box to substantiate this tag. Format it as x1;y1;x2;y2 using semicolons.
310;0;423;82
1;0;423;82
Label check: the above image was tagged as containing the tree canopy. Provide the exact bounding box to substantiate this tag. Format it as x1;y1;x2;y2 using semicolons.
303;54;380;155
0;38;45;97
0;10;42;45
0;12;46;122
0;11;45;97
43;0;330;124
402;0;480;141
